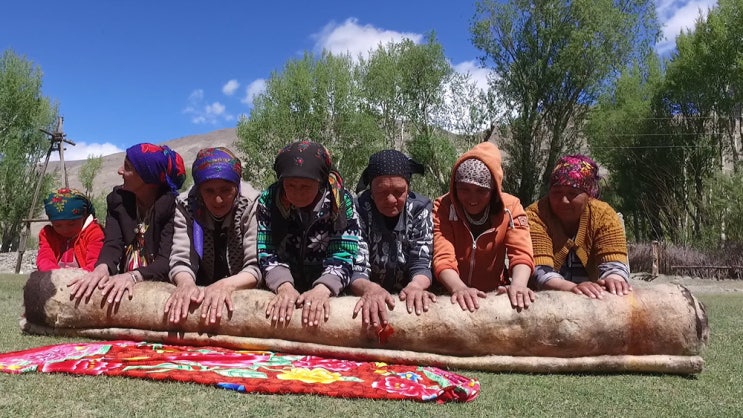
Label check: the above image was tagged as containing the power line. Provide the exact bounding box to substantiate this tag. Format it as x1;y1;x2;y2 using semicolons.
600;132;725;137
592;144;722;149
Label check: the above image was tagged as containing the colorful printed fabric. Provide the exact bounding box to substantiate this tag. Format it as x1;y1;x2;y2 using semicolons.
0;341;479;403
549;154;600;198
44;188;94;220
126;143;187;194
124;222;149;271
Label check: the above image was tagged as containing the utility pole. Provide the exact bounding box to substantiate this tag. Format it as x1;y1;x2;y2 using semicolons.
14;116;76;273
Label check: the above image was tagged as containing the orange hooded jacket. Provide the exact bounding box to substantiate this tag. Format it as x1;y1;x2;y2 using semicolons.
432;142;534;291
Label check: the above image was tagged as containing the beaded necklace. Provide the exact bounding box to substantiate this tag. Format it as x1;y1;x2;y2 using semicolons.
464;205;490;226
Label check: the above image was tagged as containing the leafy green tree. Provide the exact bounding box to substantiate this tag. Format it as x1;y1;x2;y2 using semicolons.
588;0;743;248
586;55;669;241
237;51;383;190
238;38;470;200
359;34;454;150
0;50;56;251
471;0;659;203
357;34;461;197
78;154;103;197
667;0;743;172
703;171;743;247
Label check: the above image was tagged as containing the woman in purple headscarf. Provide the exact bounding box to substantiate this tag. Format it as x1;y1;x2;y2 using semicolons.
526;155;632;298
165;147;261;325
68;143;186;306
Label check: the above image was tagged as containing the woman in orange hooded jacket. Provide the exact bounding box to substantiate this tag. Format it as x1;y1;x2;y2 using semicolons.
432;142;535;312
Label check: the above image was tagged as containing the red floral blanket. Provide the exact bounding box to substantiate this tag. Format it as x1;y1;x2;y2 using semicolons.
0;341;479;403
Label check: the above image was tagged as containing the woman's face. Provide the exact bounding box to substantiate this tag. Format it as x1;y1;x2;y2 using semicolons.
548;185;589;225
199;179;238;218
455;182;492;216
51;218;85;239
118;158;148;194
371;175;408;218
282;177;321;209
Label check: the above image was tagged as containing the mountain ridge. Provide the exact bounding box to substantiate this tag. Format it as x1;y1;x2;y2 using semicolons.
46;128;240;198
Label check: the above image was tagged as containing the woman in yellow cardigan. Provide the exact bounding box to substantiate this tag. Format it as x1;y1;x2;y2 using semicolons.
525;155;631;298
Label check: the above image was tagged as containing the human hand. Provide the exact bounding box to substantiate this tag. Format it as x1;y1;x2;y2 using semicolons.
450;286;487;312
164;276;203;324
199;280;238;324
100;272;140;307
571;281;605;299
67;264;108;303
265;282;300;323
352;282;395;327
298;285;332;326
399;283;436;315
598;275;633;296
496;284;535;311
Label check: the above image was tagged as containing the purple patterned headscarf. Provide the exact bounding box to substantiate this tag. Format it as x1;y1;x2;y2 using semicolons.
549;154;600;198
192;147;242;186
125;143;186;194
190;147;242;258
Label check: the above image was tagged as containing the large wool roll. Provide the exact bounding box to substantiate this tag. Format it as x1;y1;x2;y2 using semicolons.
22;269;708;373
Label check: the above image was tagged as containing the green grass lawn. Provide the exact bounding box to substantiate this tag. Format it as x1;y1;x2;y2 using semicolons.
1;273;742;417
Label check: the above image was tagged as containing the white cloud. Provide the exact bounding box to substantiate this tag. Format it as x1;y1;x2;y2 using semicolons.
187;89;204;102
183;89;234;124
453;60;491;93
241;79;267;106
49;142;123;162
656;0;717;54
222;79;240;96
313;18;423;60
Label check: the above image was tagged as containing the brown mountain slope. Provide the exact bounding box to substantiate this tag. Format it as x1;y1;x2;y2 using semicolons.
47;128;239;197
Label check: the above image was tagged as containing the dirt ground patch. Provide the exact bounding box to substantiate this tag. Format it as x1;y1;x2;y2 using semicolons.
630;273;743;294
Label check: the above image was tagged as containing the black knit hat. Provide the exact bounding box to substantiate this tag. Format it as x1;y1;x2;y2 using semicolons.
356;149;425;192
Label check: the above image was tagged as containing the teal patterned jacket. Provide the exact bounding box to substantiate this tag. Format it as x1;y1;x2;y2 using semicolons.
256;182;362;295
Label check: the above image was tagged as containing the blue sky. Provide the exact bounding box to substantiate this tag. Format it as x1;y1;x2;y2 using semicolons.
1;0;716;161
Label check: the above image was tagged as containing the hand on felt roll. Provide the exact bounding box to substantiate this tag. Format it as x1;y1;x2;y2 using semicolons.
266;282;300;324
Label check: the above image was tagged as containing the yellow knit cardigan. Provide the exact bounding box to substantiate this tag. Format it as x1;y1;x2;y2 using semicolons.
526;197;628;281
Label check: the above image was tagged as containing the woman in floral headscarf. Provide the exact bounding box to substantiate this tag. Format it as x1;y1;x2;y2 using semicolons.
68;143;186;306
37;188;104;272
165;147;261;325
258;140;362;327
526;154;632;298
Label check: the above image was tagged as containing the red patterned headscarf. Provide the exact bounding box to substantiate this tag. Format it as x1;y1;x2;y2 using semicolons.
125;143;186;195
549;154;600;198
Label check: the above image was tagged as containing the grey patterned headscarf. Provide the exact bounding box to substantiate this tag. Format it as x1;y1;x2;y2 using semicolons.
455;158;493;189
